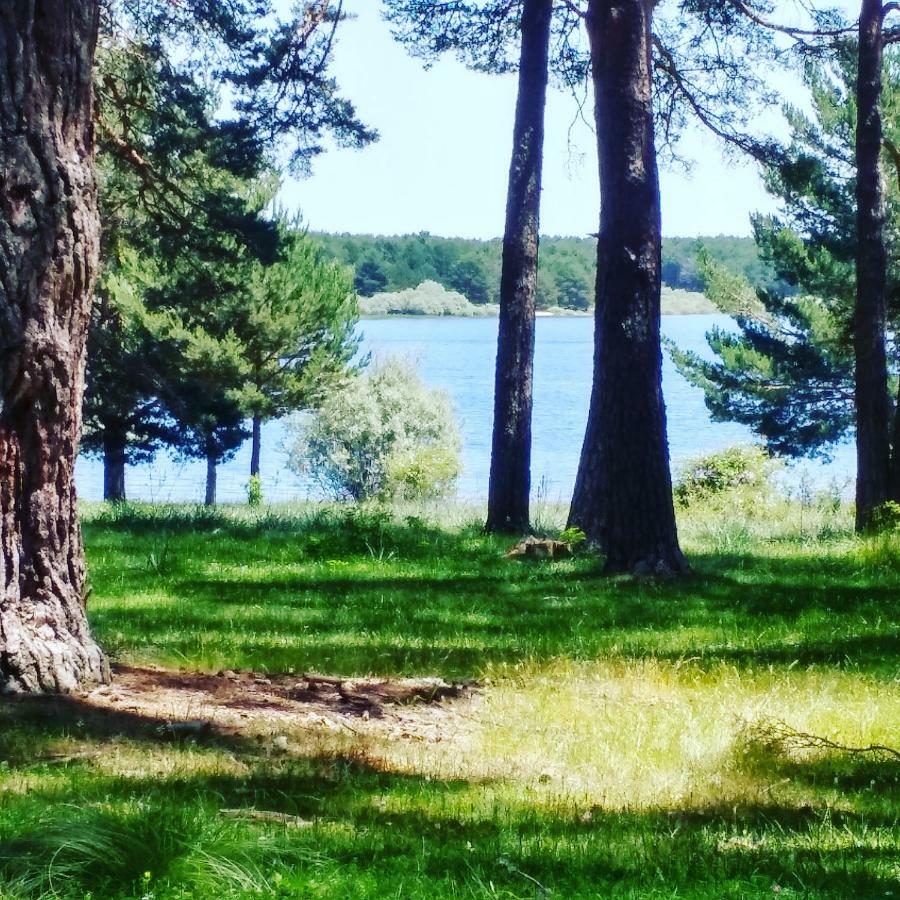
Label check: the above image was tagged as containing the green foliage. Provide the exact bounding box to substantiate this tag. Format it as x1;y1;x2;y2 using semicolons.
227;216;361;424
868;500;900;533
359;280;498;316
287;358;461;501
246;474;263;507
559;526;587;545
674;445;778;506
315;232;780;311
385;445;461;500
83;2;373;494
674;49;900;459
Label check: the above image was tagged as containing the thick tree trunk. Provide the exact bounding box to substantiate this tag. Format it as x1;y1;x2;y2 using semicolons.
250;415;262;479
103;428;127;502
0;2;108;692
485;0;552;535
854;0;891;530
205;441;218;506
567;0;687;575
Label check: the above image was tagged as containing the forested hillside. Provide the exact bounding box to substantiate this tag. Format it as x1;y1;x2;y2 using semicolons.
313;232;782;309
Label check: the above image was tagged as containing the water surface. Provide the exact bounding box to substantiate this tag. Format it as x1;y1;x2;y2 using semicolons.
76;315;854;504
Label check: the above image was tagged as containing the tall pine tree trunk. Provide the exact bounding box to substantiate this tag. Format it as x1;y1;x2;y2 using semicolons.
103;428;127;502
0;1;107;692
250;415;262;479
854;0;891;530
485;0;552;534
205;439;218;507
890;385;900;501
568;0;687;575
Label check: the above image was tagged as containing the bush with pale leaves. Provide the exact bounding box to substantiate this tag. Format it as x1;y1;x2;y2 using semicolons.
288;357;461;501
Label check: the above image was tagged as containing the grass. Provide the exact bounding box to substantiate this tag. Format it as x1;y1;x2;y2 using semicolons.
0;494;898;898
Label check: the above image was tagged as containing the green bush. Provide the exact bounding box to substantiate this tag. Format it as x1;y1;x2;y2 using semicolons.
359;281;498;317
674;445;777;507
868;500;900;533
246;474;263;507
287;357;461;501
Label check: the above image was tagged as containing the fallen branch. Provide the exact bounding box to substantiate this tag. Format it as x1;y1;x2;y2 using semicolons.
219;809;314;828
746;719;900;761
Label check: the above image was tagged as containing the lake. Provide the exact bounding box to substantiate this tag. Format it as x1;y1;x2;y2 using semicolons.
75;315;856;504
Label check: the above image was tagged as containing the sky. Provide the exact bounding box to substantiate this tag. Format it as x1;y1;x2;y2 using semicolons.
280;1;791;240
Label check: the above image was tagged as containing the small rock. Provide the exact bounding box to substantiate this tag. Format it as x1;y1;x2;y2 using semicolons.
272;735;290;753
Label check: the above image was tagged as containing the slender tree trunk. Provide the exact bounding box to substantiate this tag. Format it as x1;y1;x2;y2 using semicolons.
103;428;127;503
567;0;687;575
854;0;891;530
890;384;900;501
250;415;262;479
485;0;553;535
205;439;218;506
0;2;108;692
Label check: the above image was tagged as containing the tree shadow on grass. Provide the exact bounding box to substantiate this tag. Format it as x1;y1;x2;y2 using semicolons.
0;692;264;768
0;712;896;900
84;557;900;679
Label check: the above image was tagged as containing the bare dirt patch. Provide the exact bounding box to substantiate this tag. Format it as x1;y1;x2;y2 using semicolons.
79;665;479;750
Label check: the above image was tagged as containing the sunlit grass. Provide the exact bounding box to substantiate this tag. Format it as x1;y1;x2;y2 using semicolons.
0;498;897;898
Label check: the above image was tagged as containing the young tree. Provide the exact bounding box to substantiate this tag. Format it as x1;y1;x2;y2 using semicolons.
82;267;174;502
567;0;687;574
0;2;108;692
230;225;360;482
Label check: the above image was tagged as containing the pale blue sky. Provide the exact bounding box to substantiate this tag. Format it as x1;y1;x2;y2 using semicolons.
282;1;789;239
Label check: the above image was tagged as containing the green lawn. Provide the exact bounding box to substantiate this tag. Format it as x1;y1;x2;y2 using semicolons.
0;499;898;899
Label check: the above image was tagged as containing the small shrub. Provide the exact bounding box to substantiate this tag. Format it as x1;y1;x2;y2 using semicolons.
559;527;587;546
287;357;461;502
674;445;777;507
246;474;263;507
868;500;900;533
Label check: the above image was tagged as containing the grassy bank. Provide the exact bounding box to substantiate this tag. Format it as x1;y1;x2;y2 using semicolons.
0;499;897;898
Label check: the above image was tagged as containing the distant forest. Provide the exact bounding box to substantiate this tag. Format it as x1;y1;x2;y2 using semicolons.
312;233;781;310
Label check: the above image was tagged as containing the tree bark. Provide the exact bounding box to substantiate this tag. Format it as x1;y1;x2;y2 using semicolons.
485;0;552;535
103;427;127;502
205;440;218;506
854;0;891;530
567;0;687;575
890;382;900;501
250;414;262;479
0;1;108;692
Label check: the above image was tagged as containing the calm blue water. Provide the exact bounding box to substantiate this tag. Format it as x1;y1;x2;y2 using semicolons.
75;315;855;504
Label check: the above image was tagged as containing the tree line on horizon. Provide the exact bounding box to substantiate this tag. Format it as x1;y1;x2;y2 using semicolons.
312;231;782;309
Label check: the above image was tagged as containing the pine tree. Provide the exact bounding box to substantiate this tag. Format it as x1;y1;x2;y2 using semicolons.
673;50;900;492
229;219;360;483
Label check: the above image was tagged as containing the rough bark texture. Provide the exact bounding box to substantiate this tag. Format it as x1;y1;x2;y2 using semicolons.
567;0;687;575
102;427;126;502
0;1;108;692
854;0;891;530
250;415;262;479
485;0;552;535
205;441;217;507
